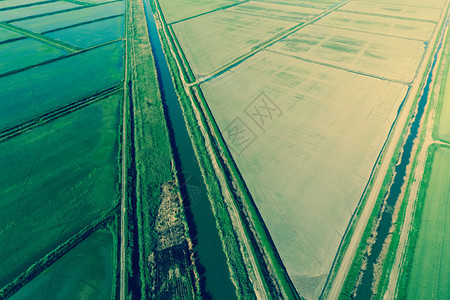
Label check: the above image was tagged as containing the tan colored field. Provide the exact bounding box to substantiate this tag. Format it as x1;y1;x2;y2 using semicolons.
158;0;241;23
258;0;343;10
201;51;407;299
269;25;426;83
358;0;446;9
172;10;296;77
227;1;323;22
315;11;435;40
340;1;442;21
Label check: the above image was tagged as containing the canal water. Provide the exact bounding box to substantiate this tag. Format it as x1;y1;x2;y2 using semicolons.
355;17;449;299
141;0;237;299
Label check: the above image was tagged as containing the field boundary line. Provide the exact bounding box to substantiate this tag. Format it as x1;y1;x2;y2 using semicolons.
167;0;250;25
41;14;123;34
3;5;92;24
0;22;78;52
339;9;440;24
0;207;118;299
0;85;122;143
194;0;352;85
0;38;124;79
265;48;410;85
313;23;433;42
0;0;55;12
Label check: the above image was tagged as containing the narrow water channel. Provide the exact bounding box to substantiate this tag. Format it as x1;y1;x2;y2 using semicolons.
355;17;449;299
141;1;237;299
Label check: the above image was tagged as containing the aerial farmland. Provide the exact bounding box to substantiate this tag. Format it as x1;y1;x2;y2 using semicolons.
1;0;449;299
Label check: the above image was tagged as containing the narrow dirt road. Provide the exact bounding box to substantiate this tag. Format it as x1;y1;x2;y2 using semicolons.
326;7;449;298
120;2;130;299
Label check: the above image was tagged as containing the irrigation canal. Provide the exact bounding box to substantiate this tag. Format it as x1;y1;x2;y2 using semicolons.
355;14;450;299
142;0;237;299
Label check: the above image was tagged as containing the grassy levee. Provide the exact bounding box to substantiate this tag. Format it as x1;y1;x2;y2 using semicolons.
150;0;258;297
0;207;117;299
433;29;450;144
335;14;448;299
126;0;200;298
396;144;450;299
151;0;299;298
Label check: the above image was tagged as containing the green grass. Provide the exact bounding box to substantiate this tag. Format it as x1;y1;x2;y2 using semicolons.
0;38;68;75
0;41;124;130
434;54;450;142
9;230;114;299
45;16;125;49
397;145;450;299
0;95;120;287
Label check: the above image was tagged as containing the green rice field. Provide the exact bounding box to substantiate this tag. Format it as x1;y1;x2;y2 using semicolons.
0;95;120;287
0;0;125;296
400;145;450;299
45;16;124;49
0;1;81;22
11;1;124;33
0;41;123;130
0;38;67;75
9;230;114;299
0;27;23;43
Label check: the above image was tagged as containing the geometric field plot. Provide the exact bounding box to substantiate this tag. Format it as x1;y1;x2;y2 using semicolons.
10;230;114;300
269;25;426;83
10;1;125;34
0;41;124;131
0;27;23;43
172;10;296;77
201;51;407;299
340;1;443;22
0;0;49;10
227;1;324;23
45;16;125;49
0;38;67;75
315;11;436;41
0;95;120;287
0;1;81;22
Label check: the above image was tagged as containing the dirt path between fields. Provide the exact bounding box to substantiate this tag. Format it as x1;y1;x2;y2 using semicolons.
326;6;450;298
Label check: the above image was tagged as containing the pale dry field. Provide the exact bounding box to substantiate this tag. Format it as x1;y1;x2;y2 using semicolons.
257;0;343;10
269;25;426;83
158;0;241;23
172;10;296;77
227;1;323;23
340;1;442;21
201;51;407;298
315;11;435;40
